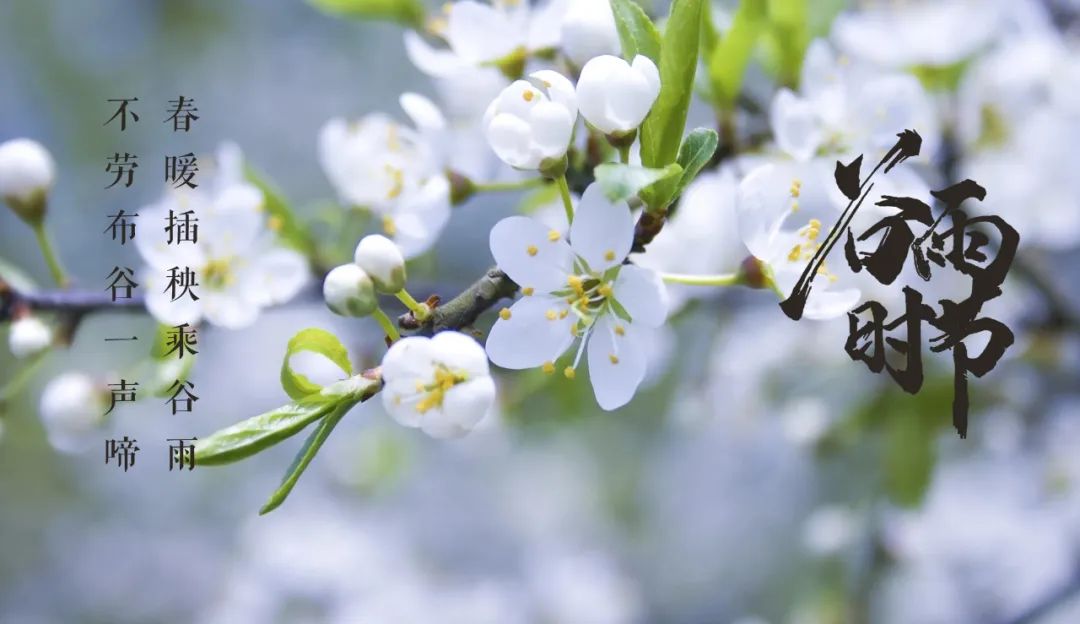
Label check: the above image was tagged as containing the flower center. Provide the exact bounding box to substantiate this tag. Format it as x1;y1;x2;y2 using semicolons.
413;365;469;414
203;258;235;289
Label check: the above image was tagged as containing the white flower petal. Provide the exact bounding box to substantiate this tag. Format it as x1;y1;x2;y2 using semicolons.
530;69;578;118
485;295;575;369
424;377;495;438
382;336;438;382
391;175;451;258
431;330;490;379
486;112;537;169
736;163;797;261
604;63;655;132
771;88;823;162
569;183;633;271
613;264;667;328
201;290;260;329
447;1;521;63
242;247;309;306
399;92;446;133
403;30;468;77
528;101;574;159
586;315;646;410
490;215;574;292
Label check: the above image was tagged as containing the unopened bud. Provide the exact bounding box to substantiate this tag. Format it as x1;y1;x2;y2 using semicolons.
9;315;53;358
323;263;377;317
354;234;407;293
0;138;55;225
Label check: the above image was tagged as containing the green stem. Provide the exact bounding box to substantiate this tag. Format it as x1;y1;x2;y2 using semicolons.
32;222;69;288
394;288;429;321
556;175;574;224
473;178;547;193
372;307;401;342
661;272;741;287
618;144;630;165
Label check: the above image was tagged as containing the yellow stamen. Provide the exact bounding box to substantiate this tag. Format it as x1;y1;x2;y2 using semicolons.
527;245;538;257
548;230;561;242
558;309;569;319
385;165;404;199
563;366;576;380
604;249;616;262
542;361;555;374
499;307;512;320
788;244;802;262
608;354;619;365
268;215;283;232
522;287;534;296
545;309;557;320
382;215;397;236
522;90;535;102
614;324;625;336
598;284;613;298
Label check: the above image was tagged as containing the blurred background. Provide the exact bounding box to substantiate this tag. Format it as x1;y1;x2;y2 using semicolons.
1;0;1079;622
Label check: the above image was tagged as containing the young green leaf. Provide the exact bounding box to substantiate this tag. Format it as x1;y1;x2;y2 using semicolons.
196;375;380;466
245;166;316;257
259;399;356;514
307;0;424;27
708;0;766;107
609;0;662;63
669;128;719;204
639;0;703;170
281;328;354;401
593;163;682;203
195;397;337;467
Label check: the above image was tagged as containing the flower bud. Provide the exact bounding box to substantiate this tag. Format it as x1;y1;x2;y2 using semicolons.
0;138;55;225
39;372;108;454
577;55;661;135
483;71;578;170
560;0;620;67
8;316;53;358
354;234;407;294
323;263;378;317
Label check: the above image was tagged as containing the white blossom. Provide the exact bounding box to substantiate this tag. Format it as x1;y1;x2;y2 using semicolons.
831;0;1004;68
39;372;108;453
559;0;620;66
404;0;568;76
483;70;578;170
485;183;668;410
576;54;660;135
381;331;496;438
8;315;52;358
0;138;55;203
323;264;377;317
770;39;940;162
353;234;407;294
136;143;309;329
320;94;453;258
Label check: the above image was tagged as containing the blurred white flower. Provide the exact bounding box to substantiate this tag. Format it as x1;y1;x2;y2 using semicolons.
527;549;642;624
633;166;746;311
559;0;620;66
0;138;54;204
405;0;567;75
801;505;859;556
323;263;377;318
483;70;578;170
577;54;660;136
832;0;1004;68
320;94;452;258
381;331;496;438
136;143;309;329
354;234;407;294
8;315;52;358
486;183;668;410
39;372;108;453
771;39;940;161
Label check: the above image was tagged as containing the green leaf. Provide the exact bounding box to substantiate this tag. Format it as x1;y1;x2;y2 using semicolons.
307;0;424;27
195;397;337;467
281;328;354;401
593;163;682;203
669;128;719;204
195;375;380;466
259;399;355;514
245;166;316;257
609;0;662;63
884;410;938;508
762;0;809;87
639;0;703;207
708;0;767;107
